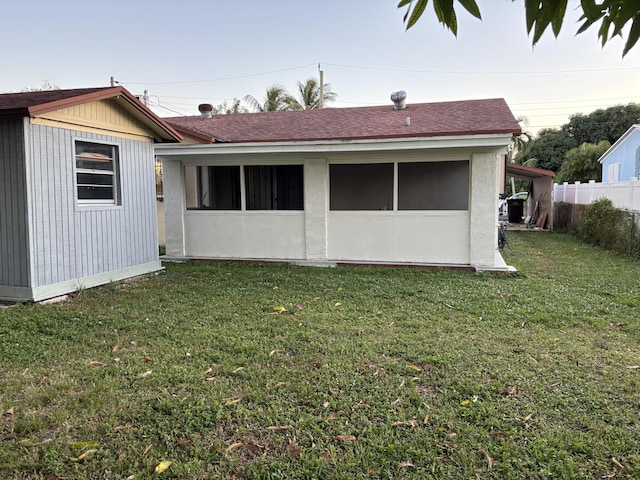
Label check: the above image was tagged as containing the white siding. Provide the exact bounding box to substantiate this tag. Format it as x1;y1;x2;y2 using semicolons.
0;117;29;287
26;124;159;288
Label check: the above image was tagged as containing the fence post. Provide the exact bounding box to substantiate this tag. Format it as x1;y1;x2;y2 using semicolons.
574;181;581;205
630;211;635;257
589;180;596;203
630;177;638;211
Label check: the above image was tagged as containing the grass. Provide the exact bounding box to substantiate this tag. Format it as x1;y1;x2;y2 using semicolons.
1;231;639;479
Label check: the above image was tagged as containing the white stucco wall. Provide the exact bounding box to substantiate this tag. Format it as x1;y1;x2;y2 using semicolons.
469;152;500;268
184;211;305;259
156;135;510;270
328;211;470;264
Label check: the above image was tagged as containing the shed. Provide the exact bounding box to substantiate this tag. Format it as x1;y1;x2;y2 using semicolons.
504;163;555;230
156;96;521;271
0;87;181;302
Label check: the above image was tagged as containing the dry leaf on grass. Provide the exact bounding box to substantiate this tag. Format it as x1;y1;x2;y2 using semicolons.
112;342;122;353
272;306;287;313
269;349;281;357
286;444;301;457
142;444;153;457
501;386;518;395
3;407;15;416
138;370;152;379
227;442;244;452
88;361;107;367
335;435;356;442
397;460;414;468
478;449;493;470
154;460;172;474
267;381;286;390
70;449;97;462
265;425;292;431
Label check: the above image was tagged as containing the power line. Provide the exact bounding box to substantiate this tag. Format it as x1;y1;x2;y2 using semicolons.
124;63;317;86
322;62;640;76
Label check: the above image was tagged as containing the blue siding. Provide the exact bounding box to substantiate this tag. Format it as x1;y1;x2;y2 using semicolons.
0;117;29;287
27;124;159;288
602;129;640;181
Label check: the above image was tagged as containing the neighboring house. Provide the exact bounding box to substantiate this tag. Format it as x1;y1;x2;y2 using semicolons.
156;95;521;271
599;124;640;182
0;87;181;302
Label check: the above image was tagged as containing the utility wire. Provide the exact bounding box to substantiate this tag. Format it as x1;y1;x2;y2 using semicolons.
124;63;317;86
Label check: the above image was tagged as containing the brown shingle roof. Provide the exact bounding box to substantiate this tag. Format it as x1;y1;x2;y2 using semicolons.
165;98;521;144
0;87;181;142
0;87;110;115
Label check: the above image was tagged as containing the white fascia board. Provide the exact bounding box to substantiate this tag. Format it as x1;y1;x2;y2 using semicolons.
154;134;513;159
598;124;640;164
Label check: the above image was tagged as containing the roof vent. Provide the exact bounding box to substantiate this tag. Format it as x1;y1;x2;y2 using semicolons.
198;103;214;119
391;90;407;110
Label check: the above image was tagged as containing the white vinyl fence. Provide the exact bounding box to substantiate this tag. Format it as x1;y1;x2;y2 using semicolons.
554;178;640;211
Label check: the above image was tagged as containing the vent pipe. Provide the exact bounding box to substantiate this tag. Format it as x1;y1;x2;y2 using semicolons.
391;90;407;110
198;103;214;119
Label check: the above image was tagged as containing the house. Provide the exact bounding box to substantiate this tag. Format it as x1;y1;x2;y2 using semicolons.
156;95;521;271
599;124;640;182
0;87;181;302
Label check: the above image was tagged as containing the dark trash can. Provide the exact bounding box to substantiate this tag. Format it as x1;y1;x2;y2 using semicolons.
507;198;524;223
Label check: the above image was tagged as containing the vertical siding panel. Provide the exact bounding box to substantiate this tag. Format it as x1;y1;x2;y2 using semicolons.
19;124;158;290
0;118;29;287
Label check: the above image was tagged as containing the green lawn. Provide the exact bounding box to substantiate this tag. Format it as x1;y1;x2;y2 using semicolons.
1;232;639;479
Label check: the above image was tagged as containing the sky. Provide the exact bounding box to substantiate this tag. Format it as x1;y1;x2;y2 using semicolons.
2;0;640;136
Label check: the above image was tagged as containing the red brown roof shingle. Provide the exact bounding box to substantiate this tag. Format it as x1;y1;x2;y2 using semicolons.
0;87;181;142
165;98;521;144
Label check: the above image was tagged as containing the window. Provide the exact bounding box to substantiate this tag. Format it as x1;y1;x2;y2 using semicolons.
75;141;119;204
245;165;303;210
330;163;393;210
185;166;240;210
607;162;620;182
398;161;469;210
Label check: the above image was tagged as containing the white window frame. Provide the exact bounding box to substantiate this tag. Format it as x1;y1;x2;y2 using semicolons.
607;162;620;182
74;139;121;206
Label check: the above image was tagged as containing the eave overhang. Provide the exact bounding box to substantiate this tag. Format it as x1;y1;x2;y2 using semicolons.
155;133;514;160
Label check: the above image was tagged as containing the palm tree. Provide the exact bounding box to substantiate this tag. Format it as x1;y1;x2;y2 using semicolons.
510;116;531;162
243;85;296;112
288;77;337;110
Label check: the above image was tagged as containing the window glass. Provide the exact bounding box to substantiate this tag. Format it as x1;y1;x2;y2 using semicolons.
185;166;240;210
398;161;469;210
75;141;119;204
245;165;303;210
330;163;393;210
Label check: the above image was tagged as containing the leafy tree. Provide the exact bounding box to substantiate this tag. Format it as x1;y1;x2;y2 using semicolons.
243;85;296;112
288;77;338;110
563;104;640;145
556;140;610;183
516;127;577;171
212;98;248;115
398;0;640;56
